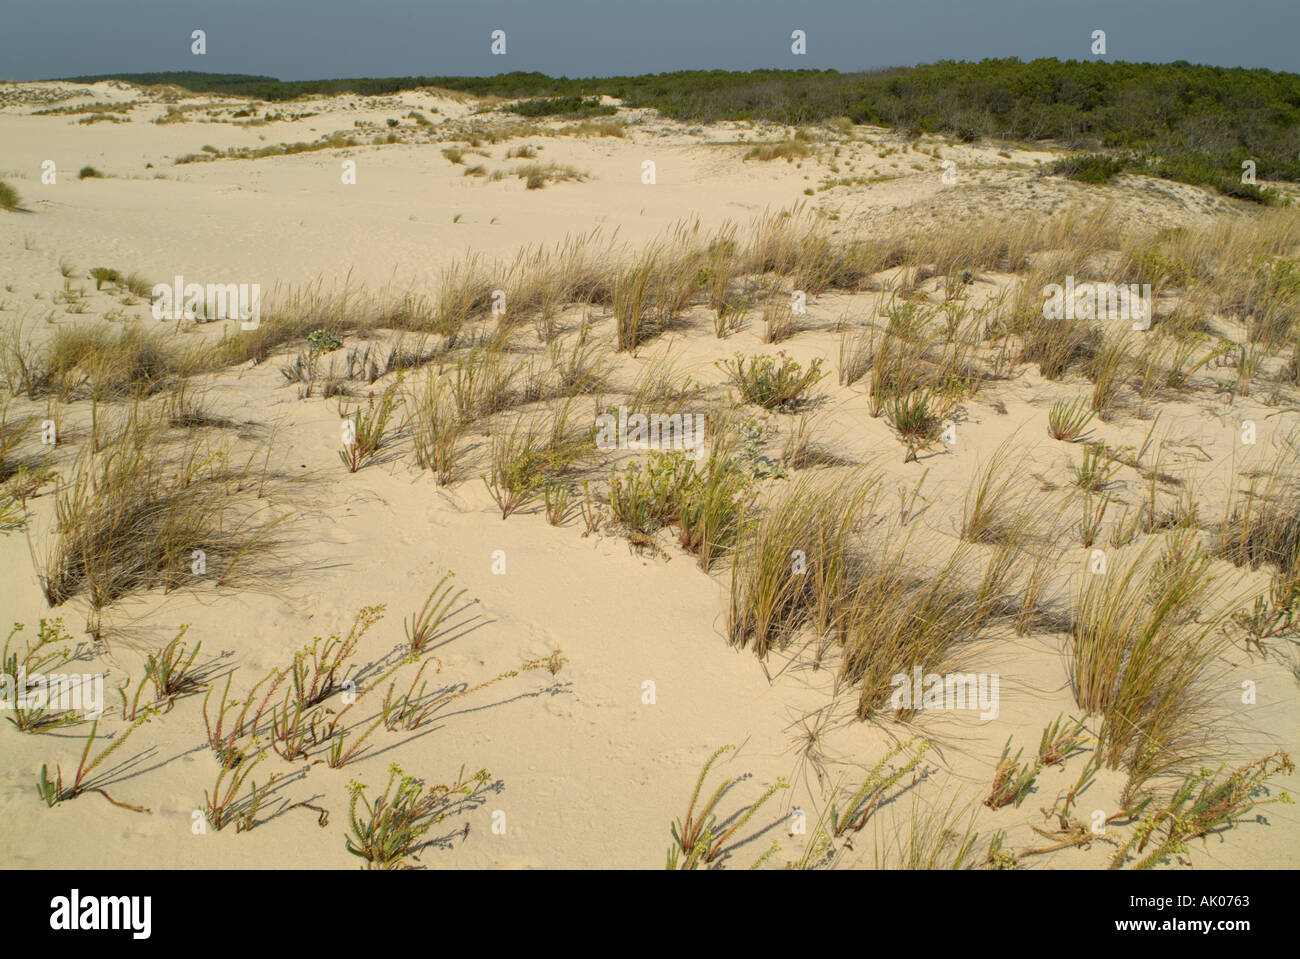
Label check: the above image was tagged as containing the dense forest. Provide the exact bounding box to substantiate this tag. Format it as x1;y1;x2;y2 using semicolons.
59;60;1300;199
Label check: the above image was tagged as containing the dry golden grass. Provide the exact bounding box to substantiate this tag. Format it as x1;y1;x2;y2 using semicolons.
35;402;288;617
1069;531;1237;801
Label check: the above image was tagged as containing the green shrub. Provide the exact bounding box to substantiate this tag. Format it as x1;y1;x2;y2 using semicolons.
306;329;343;353
718;353;825;410
505;96;616;119
89;267;122;290
1047;153;1126;184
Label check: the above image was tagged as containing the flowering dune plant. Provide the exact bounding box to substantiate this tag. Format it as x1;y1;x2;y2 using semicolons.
346;763;493;869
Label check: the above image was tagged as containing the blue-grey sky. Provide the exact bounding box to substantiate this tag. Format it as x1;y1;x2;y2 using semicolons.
2;0;1297;81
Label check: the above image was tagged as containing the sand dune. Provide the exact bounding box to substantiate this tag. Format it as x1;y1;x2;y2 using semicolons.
0;80;1296;870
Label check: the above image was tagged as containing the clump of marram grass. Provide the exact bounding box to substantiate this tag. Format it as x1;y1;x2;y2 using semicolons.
960;439;1026;544
404;572;466;655
346;762;494;869
406;372;465;485
612;258;656;353
838;327;874;386
883;388;945;462
1072;442;1119;492
123;272;152;299
622;351;707;417
726;474;878;656
1088;332;1132;416
1215;429;1300;576
449;348;519;422
1215;433;1300;651
676;443;755;570
548;331;610;396
81;324;201;398
511;162;587;189
36;407;286;612
77;166;103;180
872;790;981;870
2;322;199;401
338;380;401;472
482;403;591;519
666;745;788;870
760;288;798;344
1069;531;1235;801
609;227;708;353
1047;396;1096;441
89;267;122;290
839;535;1016;720
431;257;494;348
744;140;813;163
0;181;20;212
210;279;373;366
0;396;39;483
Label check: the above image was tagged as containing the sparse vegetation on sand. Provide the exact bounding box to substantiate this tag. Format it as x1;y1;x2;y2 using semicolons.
718;353;825;410
346;763;493;869
1107;751;1295;869
744;140;813;163
35;405;286;614
666;745;787;869
481;405;590;518
3;619;76;731
4;76;1299;872
1047;396;1095;441
85;60;1300;197
338;380;400;472
37;714;156;812
1069;532;1236;800
2;321;201;401
504;96;616;119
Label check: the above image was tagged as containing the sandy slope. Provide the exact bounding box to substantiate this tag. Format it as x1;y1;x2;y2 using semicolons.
0;81;1296;870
